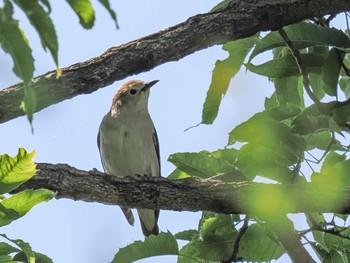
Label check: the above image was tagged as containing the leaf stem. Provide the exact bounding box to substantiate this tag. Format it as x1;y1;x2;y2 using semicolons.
278;28;322;108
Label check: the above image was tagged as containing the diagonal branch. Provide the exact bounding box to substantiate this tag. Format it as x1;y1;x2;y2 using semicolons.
0;0;349;123
13;163;350;215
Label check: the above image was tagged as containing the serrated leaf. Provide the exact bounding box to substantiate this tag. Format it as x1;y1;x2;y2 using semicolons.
0;148;36;194
246;53;324;78
249;22;350;61
0;1;34;84
238;224;284;261
112;232;178;263
98;0;118;28
168;151;235;179
66;0;95;29
202;36;258;124
0;189;55;226
322;48;342;96
13;0;59;66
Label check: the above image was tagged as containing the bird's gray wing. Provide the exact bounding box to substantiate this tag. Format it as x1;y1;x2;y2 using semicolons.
97;127;135;226
152;126;161;177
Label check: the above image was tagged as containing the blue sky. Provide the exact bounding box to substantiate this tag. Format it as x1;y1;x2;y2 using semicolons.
0;1;309;262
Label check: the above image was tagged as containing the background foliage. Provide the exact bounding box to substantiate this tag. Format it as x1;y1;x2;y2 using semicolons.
1;0;350;262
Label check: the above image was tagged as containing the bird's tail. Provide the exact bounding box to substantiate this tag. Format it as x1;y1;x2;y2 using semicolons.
120;206;135;226
138;208;160;237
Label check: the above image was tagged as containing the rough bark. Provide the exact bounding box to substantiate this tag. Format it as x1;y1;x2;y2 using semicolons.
0;0;349;123
13;163;350;215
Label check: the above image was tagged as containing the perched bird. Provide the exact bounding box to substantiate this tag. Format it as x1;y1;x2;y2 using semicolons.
97;80;160;236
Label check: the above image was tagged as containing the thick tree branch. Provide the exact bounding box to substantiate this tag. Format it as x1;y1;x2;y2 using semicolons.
13;163;350;215
0;0;349;123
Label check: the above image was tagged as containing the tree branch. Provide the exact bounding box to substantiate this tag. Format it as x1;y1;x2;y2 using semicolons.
13;163;350;215
0;0;349;123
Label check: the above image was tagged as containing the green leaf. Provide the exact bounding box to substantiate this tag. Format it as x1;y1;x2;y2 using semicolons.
339;76;350;99
238;224;284;261
264;92;279;110
291;105;342;135
98;0;118;28
249;22;350;61
196;215;237;261
20;85;37;126
0;235;35;263
309;73;326;100
246;53;324;78
13;0;59;66
0;1;34;84
274;76;304;108
306;131;344;151
167;168;190;180
0;242;19;255
202;36;258;124
322;48;342;96
174;230;198;241
66;0;95;29
13;251;53;263
178;239;207;263
0;148;36;194
0;189;55;226
112;232;178;263
168;151;236;179
210;0;231;12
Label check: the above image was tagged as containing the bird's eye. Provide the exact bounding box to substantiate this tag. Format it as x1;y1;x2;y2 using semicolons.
129;89;137;95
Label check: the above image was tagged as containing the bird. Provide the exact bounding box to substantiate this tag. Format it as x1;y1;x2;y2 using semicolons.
97;79;160;236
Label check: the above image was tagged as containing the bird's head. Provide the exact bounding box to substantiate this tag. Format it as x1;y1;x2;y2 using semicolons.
110;80;159;117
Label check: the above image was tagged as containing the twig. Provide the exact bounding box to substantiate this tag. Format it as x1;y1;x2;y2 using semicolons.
278;28;322;108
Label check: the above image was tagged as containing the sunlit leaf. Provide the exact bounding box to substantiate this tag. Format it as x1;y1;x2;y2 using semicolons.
112;232;178;263
246;53;324;78
202;36;258;124
249;22;350;61
66;0;95;29
168;151;236;178
0;148;36;194
0;189;55;226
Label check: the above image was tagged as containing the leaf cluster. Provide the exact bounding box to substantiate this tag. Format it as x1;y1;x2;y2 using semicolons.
114;18;350;263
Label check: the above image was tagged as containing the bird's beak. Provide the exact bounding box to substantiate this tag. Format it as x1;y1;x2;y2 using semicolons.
142;80;159;92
